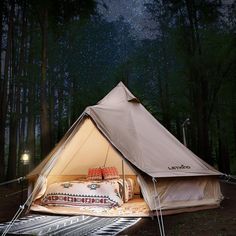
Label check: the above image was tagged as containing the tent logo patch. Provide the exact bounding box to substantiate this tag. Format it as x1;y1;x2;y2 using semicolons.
168;165;191;170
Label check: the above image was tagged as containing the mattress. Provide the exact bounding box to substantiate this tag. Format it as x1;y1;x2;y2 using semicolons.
41;178;134;208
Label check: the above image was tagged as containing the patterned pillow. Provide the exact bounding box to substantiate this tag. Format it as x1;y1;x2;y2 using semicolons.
87;167;102;180
102;166;120;180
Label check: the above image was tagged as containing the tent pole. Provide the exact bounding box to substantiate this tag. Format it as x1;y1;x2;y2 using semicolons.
152;177;165;236
122;160;126;202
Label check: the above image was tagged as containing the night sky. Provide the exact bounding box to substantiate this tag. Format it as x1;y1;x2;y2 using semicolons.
98;0;158;39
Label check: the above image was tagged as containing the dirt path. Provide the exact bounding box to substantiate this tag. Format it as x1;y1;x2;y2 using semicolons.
0;182;235;235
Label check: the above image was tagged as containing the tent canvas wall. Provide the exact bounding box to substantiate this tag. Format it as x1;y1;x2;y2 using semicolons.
27;82;223;216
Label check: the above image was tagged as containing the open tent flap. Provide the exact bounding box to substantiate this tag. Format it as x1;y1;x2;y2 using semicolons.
31;117;139;201
48;118;134;177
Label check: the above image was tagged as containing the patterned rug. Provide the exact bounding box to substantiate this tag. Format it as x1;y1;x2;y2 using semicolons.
0;214;141;235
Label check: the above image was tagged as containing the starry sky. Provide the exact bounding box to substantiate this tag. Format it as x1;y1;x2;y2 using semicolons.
98;0;158;39
97;0;235;40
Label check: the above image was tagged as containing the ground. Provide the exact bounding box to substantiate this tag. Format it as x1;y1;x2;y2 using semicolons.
0;181;235;235
120;182;236;236
0;182;28;223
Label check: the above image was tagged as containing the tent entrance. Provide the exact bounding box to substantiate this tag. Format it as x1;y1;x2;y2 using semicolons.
29;117;149;217
46;117;135;178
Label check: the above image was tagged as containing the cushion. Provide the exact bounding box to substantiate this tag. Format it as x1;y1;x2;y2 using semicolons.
102;166;120;180
87;168;102;180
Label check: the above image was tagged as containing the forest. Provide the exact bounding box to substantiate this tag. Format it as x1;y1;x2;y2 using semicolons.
0;0;235;182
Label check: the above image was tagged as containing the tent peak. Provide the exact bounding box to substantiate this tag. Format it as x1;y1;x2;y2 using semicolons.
98;82;139;105
117;81;128;88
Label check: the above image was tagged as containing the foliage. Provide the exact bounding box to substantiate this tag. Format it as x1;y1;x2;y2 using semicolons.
0;0;235;180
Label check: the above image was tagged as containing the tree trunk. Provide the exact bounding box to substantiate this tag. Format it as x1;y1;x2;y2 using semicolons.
27;81;36;167
18;3;27;173
0;2;14;180
19;89;26;151
7;1;29;179
158;72;171;130
184;0;212;164
217;113;230;173
40;8;51;158
7;1;23;180
159;17;171;130
175;114;182;140
24;20;36;169
27;51;36;168
0;113;5;180
7;110;18;180
70;78;77;124
49;77;55;145
0;0;2;79
57;87;64;140
196;77;212;164
121;66;129;88
68;81;72;127
7;35;17;181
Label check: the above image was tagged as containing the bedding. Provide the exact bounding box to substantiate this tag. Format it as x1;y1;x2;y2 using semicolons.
41;178;134;208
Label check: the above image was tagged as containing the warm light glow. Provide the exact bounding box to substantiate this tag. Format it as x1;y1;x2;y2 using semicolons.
21;152;30;165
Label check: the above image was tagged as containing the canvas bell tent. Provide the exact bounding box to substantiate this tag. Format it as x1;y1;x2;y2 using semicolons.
26;82;223;217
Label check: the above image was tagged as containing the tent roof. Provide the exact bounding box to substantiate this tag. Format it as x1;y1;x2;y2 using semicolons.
28;82;221;179
84;82;221;177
